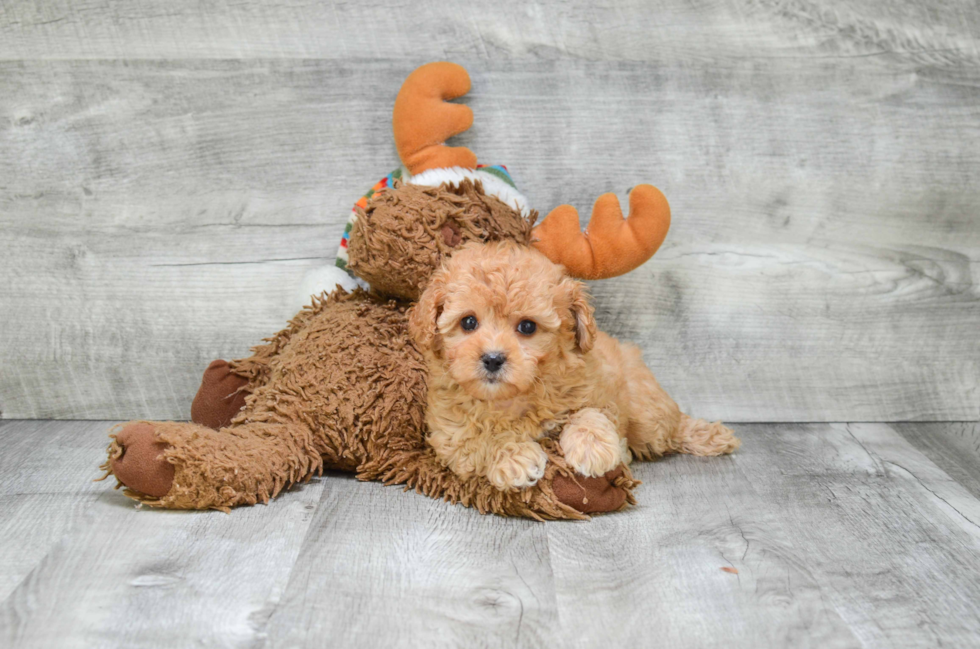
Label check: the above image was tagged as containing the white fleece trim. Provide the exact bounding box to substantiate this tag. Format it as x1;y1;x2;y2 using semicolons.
290;265;367;317
407;166;531;217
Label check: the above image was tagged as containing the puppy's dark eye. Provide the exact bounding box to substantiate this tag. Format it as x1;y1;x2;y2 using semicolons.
460;315;478;331
517;320;537;335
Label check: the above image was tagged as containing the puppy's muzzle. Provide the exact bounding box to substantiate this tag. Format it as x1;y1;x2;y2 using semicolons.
481;352;507;375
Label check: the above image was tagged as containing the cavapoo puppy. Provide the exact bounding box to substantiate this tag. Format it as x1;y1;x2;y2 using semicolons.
409;240;740;491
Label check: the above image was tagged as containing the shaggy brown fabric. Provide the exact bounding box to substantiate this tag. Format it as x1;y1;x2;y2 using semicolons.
104;289;632;518
190;360;249;429
187;361;637;516
232;289;428;475
103;418;326;511
347;180;535;301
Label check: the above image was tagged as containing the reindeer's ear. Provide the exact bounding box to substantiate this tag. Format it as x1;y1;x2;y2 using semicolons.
409;271;448;352
562;277;597;353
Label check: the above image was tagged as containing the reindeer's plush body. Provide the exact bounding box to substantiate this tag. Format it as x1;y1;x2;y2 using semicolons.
101;63;675;518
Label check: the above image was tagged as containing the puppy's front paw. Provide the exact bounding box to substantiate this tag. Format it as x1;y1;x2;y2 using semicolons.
487;442;548;491
561;408;629;478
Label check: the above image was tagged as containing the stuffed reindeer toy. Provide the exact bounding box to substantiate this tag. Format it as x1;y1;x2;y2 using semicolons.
100;62;735;519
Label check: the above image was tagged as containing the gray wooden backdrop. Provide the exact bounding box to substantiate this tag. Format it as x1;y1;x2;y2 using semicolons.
1;0;978;422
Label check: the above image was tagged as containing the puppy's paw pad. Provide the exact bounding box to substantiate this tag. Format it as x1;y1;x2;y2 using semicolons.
561;410;625;478
488;442;548;490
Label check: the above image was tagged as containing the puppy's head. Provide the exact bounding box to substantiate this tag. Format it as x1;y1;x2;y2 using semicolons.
409;240;597;401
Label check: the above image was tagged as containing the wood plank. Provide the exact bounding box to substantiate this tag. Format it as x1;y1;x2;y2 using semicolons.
4;0;975;62
0;419;109;496
734;422;980;647
2;57;978;421
0;422;326;648
0;420;109;601
0;59;394;420
847;423;980;543
892;422;980;501
546;444;860;648
263;476;561;648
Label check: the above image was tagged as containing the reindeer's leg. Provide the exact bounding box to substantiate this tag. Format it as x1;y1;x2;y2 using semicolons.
552;466;635;515
105;417;327;510
189;295;333;429
190;360;250;429
105;294;351;507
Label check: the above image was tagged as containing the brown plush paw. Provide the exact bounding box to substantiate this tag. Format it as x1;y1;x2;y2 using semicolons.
190;359;249;429
552;467;629;514
110;422;174;498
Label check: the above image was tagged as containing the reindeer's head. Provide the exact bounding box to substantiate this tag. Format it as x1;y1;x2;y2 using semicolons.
344;62;670;301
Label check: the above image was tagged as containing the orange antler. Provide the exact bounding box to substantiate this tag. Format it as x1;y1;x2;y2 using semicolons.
532;184;671;279
393;62;477;175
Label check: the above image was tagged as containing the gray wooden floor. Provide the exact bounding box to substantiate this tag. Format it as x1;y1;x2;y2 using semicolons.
1;419;979;648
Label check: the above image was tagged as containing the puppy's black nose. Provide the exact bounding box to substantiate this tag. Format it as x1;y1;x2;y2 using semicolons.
481;352;507;374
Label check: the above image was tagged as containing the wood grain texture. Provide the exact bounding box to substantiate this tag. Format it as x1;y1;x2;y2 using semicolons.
0;419;327;649
736;423;980;648
0;420;107;601
1;1;979;421
4;420;980;647
546;451;859;648
2;55;978;420
264;476;560;648
893;422;980;501
1;0;978;63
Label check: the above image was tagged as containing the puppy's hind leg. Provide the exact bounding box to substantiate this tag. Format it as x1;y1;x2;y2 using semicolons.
670;414;740;456
620;343;739;459
628;401;739;459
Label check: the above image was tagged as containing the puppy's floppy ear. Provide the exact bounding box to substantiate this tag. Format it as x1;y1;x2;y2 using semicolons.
563;277;597;353
409;270;447;352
